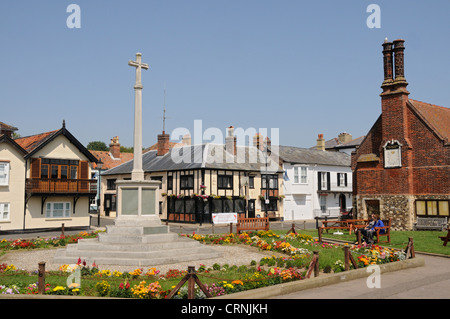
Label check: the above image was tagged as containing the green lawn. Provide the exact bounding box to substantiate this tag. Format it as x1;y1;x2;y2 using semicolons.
286;228;450;256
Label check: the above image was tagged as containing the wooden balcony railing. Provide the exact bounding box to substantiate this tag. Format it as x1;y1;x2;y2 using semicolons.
26;178;97;195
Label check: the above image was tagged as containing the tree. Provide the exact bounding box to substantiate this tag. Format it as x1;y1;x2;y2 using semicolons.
87;141;108;151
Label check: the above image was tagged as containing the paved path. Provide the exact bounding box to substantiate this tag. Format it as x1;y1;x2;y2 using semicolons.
271;253;450;299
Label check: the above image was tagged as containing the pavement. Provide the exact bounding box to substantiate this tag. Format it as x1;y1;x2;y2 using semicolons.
270;253;450;299
1;217;449;299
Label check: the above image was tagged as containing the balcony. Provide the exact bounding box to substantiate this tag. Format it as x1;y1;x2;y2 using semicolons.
26;178;97;195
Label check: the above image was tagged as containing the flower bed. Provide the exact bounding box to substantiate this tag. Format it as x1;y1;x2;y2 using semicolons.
0;230;407;298
0;231;101;251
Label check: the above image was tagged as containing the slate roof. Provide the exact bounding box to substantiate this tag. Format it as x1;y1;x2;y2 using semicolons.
102;143;282;176
276;145;351;167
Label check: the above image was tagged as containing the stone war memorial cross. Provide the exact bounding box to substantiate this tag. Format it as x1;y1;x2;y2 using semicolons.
53;53;221;267
114;52;163;228
128;53;148;181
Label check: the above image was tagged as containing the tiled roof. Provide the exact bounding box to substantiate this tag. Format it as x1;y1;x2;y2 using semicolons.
0;121;18;132
408;99;450;142
90;150;134;170
14;130;59;153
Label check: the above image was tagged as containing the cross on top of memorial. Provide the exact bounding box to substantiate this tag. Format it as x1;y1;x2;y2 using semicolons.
128;52;149;89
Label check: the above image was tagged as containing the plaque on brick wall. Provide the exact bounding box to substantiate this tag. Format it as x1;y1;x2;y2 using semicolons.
383;140;402;168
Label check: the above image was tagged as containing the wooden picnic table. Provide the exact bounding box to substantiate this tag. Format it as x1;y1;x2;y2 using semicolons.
321;219;370;235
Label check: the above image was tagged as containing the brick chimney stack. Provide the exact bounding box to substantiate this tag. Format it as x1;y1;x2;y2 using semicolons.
338;132;352;144
157;131;170;156
182;134;191;146
381;38;409;96
109;136;121;159
225;126;237;155
316;134;325;151
253;133;264;151
264;136;271;150
380;38;411;167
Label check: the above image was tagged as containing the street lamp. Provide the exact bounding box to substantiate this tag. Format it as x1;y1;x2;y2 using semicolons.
264;147;271;218
96;161;103;226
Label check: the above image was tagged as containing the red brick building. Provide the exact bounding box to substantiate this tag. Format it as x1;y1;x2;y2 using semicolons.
352;39;450;230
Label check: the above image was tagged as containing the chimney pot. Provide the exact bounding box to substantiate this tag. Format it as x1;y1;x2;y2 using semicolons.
109;136;121;159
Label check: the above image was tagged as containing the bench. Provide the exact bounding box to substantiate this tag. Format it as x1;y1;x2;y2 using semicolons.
322;219;370;235
321;220;352;234
374;218;392;243
414;217;448;231
236;217;269;234
354;218;391;244
439;228;450;246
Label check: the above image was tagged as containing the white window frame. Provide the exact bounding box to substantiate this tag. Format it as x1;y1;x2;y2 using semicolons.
321;172;328;190
293;166;307;184
0;162;10;186
300;167;307;184
0;203;10;221
46;202;71;218
338;173;346;187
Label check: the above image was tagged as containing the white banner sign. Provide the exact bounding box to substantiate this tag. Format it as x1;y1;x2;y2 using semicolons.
212;213;238;224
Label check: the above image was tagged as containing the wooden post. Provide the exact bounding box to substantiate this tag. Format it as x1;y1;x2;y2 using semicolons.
344;246;358;270
306;251;319;278
357;230;362;245
405;237;416;259
229;223;233;234
318;227;322;243
187;266;195;299
344;246;350;271
167;266;212;299
61;223;65;237
38;262;46;294
285;223;297;235
313;251;319;277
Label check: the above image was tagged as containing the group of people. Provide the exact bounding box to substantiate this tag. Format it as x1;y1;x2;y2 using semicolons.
355;213;385;245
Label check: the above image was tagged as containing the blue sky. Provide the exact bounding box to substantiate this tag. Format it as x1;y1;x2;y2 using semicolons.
1;1;449;149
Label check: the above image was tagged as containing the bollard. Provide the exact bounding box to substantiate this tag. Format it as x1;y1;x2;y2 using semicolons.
61;223;65;237
38;262;46;294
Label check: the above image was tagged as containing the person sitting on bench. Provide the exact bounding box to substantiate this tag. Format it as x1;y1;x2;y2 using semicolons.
356;214;384;245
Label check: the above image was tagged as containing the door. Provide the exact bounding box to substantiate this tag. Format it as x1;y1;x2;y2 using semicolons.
365;200;380;216
339;194;346;213
247;199;255;218
104;194;112;217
